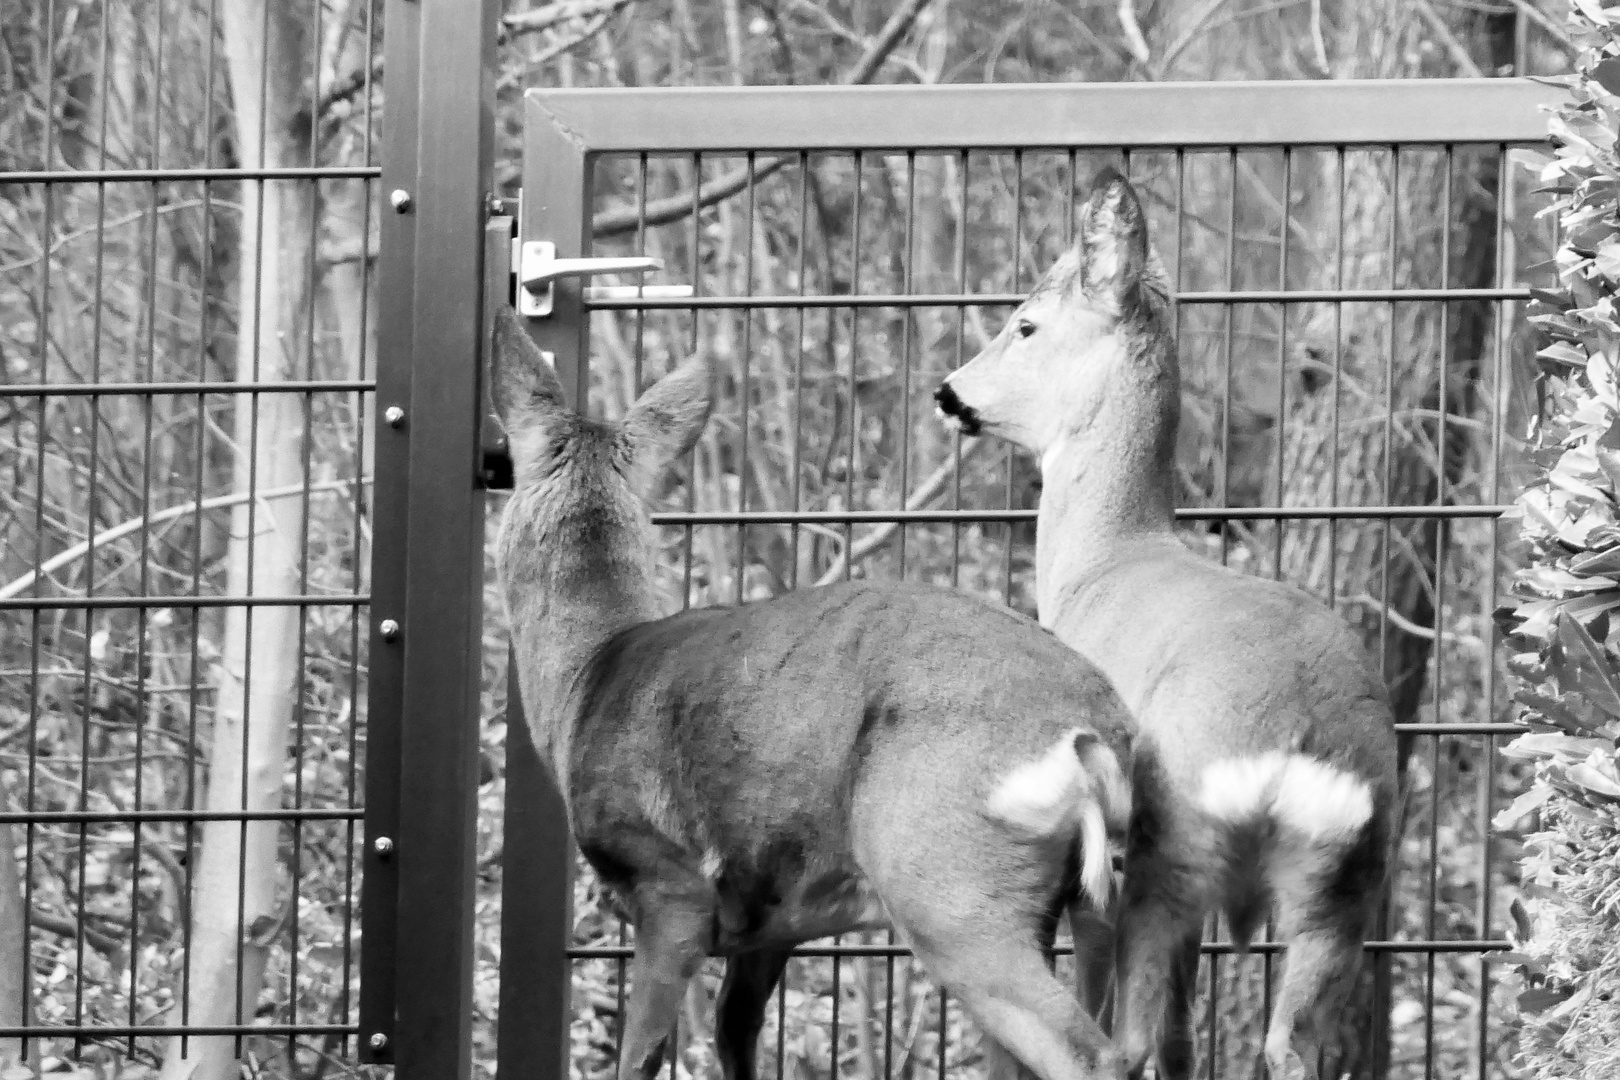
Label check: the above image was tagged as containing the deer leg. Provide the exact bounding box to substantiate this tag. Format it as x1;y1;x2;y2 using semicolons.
1263;818;1385;1080
618;899;714;1080
911;932;1125;1080
1153;929;1203;1080
715;950;791;1080
1068;901;1117;1032
1261;929;1363;1080
1112;860;1206;1080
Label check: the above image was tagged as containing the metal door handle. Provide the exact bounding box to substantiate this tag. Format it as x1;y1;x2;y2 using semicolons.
517;240;674;317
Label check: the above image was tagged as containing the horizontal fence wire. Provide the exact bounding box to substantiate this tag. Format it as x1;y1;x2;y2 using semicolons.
531;123;1551;1080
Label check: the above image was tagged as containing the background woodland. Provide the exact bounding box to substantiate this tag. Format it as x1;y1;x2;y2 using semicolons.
0;0;1580;1077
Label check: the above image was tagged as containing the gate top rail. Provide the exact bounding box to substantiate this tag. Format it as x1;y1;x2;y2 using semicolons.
528;77;1561;153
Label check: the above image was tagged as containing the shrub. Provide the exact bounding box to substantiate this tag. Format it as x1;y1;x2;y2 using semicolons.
1498;4;1620;1075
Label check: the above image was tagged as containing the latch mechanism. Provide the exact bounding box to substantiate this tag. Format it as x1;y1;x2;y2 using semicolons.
517;240;691;317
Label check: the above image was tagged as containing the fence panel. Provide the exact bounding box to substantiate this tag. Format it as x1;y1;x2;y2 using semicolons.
504;78;1560;1080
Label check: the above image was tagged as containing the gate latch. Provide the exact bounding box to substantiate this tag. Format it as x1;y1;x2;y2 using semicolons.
517;241;692;317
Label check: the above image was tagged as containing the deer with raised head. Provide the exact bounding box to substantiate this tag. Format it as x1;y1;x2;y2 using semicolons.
492;306;1140;1080
934;171;1400;1080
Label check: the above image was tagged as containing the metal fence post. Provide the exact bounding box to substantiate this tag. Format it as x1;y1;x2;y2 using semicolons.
495;100;592;1080
363;0;496;1076
357;0;421;1062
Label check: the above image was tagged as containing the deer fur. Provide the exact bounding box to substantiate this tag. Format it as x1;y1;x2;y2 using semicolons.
491;307;1141;1080
934;171;1400;1080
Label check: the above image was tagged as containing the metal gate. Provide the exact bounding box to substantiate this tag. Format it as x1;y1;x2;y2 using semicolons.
490;78;1559;1080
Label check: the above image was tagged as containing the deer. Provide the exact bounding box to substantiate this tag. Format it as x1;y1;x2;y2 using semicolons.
491;305;1144;1080
933;171;1400;1080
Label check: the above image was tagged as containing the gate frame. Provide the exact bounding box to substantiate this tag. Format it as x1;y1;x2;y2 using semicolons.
496;76;1560;1079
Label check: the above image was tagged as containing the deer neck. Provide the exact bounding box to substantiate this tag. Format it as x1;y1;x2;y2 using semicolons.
501;492;665;720
1034;361;1179;629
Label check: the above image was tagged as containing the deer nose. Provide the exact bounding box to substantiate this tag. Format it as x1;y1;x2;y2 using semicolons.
933;382;981;435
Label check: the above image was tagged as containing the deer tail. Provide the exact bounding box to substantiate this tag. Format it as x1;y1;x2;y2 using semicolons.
1197;752;1375;949
984;728;1131;908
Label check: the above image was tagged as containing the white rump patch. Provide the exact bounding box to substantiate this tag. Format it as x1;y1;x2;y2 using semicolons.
1199;752;1373;845
700;849;724;882
986;728;1119;906
1272;757;1374;843
986;730;1088;837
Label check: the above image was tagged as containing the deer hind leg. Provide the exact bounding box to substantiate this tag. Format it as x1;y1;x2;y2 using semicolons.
618;897;715;1080
1112;854;1208;1080
1068;901;1117;1032
909;931;1125;1080
1264;851;1381;1080
715;950;790;1080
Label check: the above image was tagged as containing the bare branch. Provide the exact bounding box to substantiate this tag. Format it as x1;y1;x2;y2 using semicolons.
498;12;624;90
1413;0;1486;78
502;0;633;39
1155;0;1230;74
593;0;938;238
813;438;990;587
0;478;370;601
1117;0;1153;66
1308;0;1332;76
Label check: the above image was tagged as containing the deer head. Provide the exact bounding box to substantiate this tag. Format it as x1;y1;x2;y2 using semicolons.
934;169;1176;468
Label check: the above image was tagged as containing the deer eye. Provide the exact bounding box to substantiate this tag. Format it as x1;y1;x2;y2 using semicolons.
1015;319;1037;339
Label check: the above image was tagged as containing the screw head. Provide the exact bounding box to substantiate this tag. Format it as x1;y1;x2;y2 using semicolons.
384;405;405;427
373;836;394;857
380;619;400;642
389;188;412;213
369;1032;389;1051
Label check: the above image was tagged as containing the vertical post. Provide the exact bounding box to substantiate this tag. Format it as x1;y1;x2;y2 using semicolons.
495;99;591;1080
357;0;422;1062
366;0;497;1076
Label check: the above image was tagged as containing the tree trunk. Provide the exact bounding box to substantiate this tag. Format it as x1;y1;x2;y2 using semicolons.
159;2;316;1077
0;817;29;1074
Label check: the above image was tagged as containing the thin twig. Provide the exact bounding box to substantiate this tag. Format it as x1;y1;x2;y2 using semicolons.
1156;0;1230;74
813;438;989;586
0;477;371;601
592;0;938;237
502;0;633;38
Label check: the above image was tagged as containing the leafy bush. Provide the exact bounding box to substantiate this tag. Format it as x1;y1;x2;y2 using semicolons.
1498;4;1620;1075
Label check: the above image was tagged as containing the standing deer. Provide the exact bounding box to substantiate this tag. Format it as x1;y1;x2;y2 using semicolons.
934;171;1400;1080
491;307;1140;1080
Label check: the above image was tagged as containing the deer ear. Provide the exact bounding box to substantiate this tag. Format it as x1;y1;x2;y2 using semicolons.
621;354;715;484
1074;167;1152;311
494;305;567;425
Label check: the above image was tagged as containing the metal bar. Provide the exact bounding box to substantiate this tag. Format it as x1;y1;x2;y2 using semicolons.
368;0;495;1074
0;165;382;183
359;0;425;1054
528;79;1558;152
496;661;571;1080
0;595;366;611
639;505;1509;525
0;809;363;824
1;379;375;397
581;286;1533;310
0;1025;358;1040
565;939;1512;960
498;84;594;1080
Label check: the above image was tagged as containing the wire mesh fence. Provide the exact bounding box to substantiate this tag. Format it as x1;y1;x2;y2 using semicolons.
0;3;1562;1078
507;88;1555;1080
1;1;381;1075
